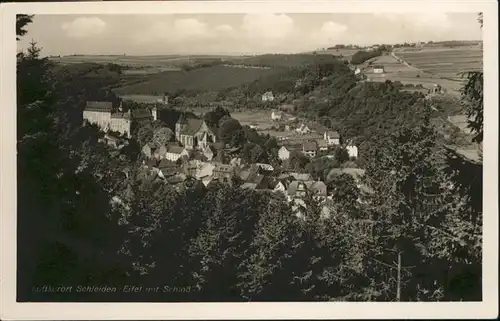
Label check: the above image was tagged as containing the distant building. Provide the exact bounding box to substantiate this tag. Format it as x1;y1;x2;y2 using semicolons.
296;123;311;134
157;159;180;179
317;139;329;152
324;131;340;146
346;144;359;159
354;67;361;75
278;146;291;161
83;101;155;138
287;180;327;201
373;65;385;74
262;91;275;102
164;144;190;162
302;140;318;158
255;163;274;172
271;110;283;121
249;123;260;130
212;162;235;184
175;114;217;150
202;145;215;161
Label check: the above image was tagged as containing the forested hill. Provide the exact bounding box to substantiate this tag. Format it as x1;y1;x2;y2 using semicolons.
220;55;431;158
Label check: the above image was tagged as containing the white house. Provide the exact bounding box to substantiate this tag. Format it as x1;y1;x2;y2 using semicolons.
278;146;291;161
262;91;275;102
165;145;190;162
354;67;361;75
273;181;287;194
249;123;260;129
256;163;274;172
324;131;340;146
296;124;311;134
271;110;283;121
346;145;358;159
373;65;385;74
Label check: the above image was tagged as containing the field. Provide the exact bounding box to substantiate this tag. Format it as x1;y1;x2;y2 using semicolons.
113;65;280;95
392;46;482;92
49;54;246;66
360;46;482;93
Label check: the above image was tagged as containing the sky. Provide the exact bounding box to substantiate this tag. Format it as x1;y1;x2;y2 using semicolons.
18;13;482;56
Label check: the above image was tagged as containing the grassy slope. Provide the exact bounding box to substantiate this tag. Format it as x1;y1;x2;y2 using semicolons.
113;65;281;95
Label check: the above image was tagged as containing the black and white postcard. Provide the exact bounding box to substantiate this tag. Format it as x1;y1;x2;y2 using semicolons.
1;0;498;319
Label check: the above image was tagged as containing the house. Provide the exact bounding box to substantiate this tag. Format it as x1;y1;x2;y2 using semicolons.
317;139;328;152
142;142;157;159
271;110;283;121
269;177;292;194
290;173;312;181
255;163;274;172
287;180;327;201
164;144;190;162
324;131;340;146
249;123;260;130
287;181;308;200
354;67;361;75
302;140;318;158
373;65;385;74
296;124;311;134
262;91;275;102
212;162;235;184
202;145;215;161
346;144;358;159
230;157;242;167
157;159;179;179
278;146;291;161
175;114;217;150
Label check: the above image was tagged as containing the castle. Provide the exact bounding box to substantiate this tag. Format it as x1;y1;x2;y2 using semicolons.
83;101;155;138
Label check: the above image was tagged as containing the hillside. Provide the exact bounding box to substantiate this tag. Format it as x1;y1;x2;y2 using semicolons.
113;65;281;95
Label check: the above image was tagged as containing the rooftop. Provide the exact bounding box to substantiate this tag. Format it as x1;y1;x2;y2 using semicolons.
85;101;113;112
303;140;318;151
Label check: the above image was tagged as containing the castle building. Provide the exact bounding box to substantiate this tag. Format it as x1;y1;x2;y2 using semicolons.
175;114;217;150
83;101;156;138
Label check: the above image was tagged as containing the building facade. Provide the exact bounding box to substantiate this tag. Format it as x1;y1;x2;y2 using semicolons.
175;115;217;150
324;131;340;146
278;146;291;161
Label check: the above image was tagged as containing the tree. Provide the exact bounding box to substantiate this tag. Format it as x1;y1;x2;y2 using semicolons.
218;116;245;147
16;14;33;41
204;106;231;128
460;71;483;144
239;198;320;301
288;151;310;171
334;146;350;163
152;126;173;146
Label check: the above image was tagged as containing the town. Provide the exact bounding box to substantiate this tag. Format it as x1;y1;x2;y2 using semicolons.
82;92;365;218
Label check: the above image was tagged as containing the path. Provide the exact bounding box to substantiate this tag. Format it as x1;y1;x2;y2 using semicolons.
390;51;422;72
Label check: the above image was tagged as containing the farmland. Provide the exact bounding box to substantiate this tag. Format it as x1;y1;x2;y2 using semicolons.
395;47;483;79
359;46;483;93
113;65;280;95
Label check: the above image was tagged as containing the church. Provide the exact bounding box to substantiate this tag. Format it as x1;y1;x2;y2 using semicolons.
175;114;217;150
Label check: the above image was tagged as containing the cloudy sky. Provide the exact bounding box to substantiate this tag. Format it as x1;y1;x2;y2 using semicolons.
19;13;482;55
